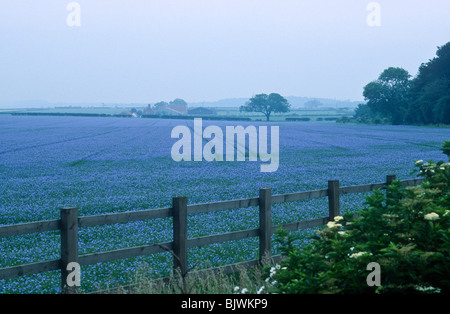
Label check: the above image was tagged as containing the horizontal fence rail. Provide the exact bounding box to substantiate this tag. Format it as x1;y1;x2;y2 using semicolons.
0;175;425;293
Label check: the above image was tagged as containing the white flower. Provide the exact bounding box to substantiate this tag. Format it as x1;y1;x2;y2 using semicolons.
424;212;439;221
326;221;342;229
414;285;441;293
415;160;423;165
349;251;372;259
270;280;277;286
334;216;344;222
241;288;248;294
257;286;265;294
234;286;240;292
269;267;276;277
338;231;348;237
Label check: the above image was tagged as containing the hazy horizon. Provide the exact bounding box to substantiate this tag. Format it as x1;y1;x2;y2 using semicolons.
1;1;449;108
0;95;362;109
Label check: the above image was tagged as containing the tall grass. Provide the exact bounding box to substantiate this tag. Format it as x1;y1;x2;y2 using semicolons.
93;258;278;294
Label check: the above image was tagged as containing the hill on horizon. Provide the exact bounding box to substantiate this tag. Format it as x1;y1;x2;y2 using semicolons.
186;96;362;109
0;96;362;109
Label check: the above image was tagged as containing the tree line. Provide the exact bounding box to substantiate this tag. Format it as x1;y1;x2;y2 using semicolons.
355;41;450;125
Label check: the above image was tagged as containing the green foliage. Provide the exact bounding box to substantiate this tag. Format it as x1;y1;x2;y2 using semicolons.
363;67;411;125
441;140;450;160
272;148;450;294
409;78;450;124
336;116;351;123
353;103;393;125
362;41;450;125
103;262;272;294
405;43;450;125
353;103;372;123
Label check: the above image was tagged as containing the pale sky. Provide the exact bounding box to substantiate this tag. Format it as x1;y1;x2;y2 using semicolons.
0;0;449;106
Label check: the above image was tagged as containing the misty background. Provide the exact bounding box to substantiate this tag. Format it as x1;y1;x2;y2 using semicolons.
0;0;449;108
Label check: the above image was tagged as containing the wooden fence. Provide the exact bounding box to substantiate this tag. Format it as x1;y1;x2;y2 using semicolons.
0;174;425;293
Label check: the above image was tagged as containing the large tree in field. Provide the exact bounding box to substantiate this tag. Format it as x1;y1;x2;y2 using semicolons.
363;67;411;124
240;93;290;121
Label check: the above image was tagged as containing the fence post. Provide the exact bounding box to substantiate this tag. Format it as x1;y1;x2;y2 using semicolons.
259;188;272;263
328;180;340;221
173;196;188;276
386;174;396;185
60;207;78;294
386;174;397;199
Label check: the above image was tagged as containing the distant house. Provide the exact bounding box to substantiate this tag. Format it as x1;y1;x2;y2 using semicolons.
166;104;187;115
188;107;215;115
155;106;186;116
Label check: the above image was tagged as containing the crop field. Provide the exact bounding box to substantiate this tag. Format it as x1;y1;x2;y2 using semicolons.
1;115;449;293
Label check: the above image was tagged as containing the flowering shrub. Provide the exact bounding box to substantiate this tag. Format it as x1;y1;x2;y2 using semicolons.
273;144;450;294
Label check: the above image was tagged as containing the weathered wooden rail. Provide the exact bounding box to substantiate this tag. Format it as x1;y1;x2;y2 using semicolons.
0;175;425;293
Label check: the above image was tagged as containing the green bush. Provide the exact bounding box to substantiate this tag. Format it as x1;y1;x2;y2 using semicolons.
442;141;450;160
272;145;450;294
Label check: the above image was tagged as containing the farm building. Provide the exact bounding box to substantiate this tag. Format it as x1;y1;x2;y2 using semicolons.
154;103;187;116
155;106;186;116
167;104;187;115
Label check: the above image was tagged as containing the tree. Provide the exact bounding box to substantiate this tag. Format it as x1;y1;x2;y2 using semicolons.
363;67;411;124
240;93;290;121
433;95;450;125
360;41;450;125
304;99;323;109
169;98;188;107
407;42;450;124
353;103;376;124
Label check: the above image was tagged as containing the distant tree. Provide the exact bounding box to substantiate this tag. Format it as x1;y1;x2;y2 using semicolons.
240;93;290;121
169;98;188;107
304;99;323;109
363;67;411;124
